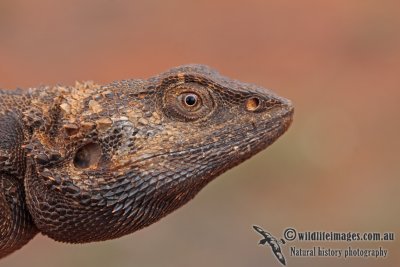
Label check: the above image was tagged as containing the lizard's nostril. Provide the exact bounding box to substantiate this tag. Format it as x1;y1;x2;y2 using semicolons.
245;97;261;112
73;142;102;169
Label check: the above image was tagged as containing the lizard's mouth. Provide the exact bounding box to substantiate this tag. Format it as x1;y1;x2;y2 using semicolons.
276;103;294;133
107;97;293;174
108;106;293;174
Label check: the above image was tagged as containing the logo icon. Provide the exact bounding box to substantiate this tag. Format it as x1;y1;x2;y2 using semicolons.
252;225;287;266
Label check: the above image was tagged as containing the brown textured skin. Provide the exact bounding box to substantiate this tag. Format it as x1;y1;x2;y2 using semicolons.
0;64;293;259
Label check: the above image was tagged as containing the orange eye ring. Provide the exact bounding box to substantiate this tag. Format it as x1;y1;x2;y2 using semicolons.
163;83;215;122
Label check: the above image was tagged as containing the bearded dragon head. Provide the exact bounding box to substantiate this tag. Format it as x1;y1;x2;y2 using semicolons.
24;65;293;243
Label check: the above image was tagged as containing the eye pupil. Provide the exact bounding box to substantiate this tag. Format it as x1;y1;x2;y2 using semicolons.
184;94;197;106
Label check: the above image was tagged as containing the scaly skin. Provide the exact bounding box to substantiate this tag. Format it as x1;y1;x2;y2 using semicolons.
0;65;293;259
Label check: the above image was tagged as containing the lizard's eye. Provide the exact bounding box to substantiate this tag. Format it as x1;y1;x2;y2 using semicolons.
163;83;215;122
183;94;198;107
179;93;201;110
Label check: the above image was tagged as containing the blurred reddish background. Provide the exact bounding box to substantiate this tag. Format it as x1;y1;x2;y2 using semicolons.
1;1;399;266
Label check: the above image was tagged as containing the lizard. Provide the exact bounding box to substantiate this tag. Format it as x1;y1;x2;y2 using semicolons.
0;64;293;259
